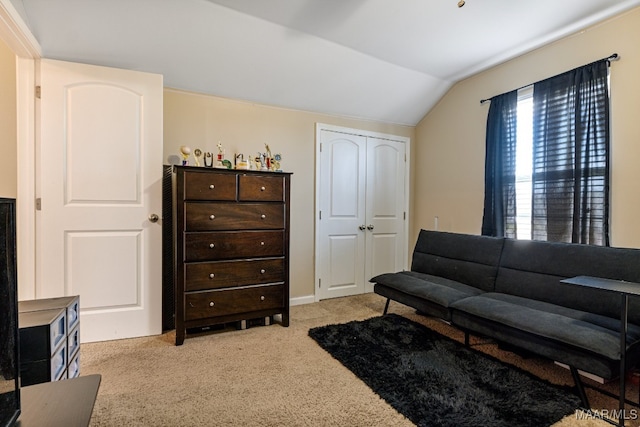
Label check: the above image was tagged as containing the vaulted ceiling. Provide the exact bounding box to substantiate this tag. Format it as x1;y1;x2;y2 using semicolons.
9;0;640;125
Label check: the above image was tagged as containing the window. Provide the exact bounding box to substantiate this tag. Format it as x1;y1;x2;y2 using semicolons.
482;59;610;245
515;87;533;240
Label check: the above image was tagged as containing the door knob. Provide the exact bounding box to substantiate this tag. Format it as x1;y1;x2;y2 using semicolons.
148;213;159;223
359;225;366;231
367;224;374;230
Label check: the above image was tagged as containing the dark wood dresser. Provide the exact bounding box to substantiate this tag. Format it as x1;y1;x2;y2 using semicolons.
170;166;291;345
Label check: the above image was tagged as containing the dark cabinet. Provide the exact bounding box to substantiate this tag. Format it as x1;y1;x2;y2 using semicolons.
18;296;80;386
170;166;291;345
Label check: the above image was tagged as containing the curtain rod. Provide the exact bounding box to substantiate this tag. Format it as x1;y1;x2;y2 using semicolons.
479;53;619;104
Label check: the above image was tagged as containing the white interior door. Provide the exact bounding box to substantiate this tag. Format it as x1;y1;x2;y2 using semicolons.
37;59;163;343
316;125;408;300
317;130;367;299
365;137;406;292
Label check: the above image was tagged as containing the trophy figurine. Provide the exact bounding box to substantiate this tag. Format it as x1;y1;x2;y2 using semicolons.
273;153;282;171
179;146;191;166
247;155;256;170
215;142;225;168
204;152;213;167
258;152;268;171
236;153;249;170
265;143;272;170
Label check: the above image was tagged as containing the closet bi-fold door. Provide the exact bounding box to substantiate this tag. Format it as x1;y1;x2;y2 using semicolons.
364;137;406;292
317;127;406;300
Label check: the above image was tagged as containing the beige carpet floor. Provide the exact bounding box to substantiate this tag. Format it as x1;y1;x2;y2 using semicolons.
81;293;632;426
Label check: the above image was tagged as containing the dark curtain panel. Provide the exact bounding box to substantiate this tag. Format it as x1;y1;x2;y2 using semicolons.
481;90;518;238
532;59;610;245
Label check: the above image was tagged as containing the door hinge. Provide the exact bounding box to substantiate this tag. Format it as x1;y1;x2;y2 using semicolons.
319;210;322;220
35;86;41;99
35;198;42;211
404;212;406;220
318;278;321;288
319;143;322;152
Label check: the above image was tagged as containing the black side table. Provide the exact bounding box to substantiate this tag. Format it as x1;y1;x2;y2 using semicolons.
16;374;101;427
561;276;640;426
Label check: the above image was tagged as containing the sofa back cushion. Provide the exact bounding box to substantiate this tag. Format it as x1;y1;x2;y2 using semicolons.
496;239;640;324
411;230;504;292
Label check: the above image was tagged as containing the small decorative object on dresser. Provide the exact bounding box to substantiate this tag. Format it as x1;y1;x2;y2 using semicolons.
215;142;226;168
179;146;191;166
235;153;249;170
193;148;202;167
169;166;292;345
203;152;213;168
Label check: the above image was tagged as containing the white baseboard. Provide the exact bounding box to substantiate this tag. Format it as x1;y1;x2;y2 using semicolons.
290;295;315;306
555;362;607;384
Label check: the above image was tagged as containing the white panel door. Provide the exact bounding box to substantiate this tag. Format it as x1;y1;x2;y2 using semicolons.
38;59;163;343
365;138;406;292
317;130;367;299
317;126;407;300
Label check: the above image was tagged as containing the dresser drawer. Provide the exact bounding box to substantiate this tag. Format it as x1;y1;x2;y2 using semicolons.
184;230;284;261
68;324;80;360
238;174;284;202
185;258;285;291
183;171;237;201
185;203;284;231
185;284;285;321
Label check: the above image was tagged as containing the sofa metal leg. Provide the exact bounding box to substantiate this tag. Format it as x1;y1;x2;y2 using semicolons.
619;368;627;427
383;298;390;315
570;366;590;409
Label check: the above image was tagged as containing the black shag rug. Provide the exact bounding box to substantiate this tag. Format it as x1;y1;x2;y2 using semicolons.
308;314;581;427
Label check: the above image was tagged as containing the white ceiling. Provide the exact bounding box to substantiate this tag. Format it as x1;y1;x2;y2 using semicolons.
9;0;640;125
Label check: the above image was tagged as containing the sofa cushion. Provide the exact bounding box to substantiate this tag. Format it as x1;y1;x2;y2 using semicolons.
372;271;485;309
451;293;640;361
496;239;640;324
410;230;504;292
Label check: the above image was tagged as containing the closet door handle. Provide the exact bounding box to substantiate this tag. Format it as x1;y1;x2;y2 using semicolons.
359;225;366;231
367;224;374;231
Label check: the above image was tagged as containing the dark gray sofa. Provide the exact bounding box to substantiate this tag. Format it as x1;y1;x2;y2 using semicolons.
371;229;640;410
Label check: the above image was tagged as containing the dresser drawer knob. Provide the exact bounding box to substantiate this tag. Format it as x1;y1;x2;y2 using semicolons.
261;186;266;191
260;241;265;246
209;273;215;279
209;184;215;189
260;269;266;274
261;214;266;219
209;301;215;307
260;296;265;301
209;243;215;249
210;214;216;220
